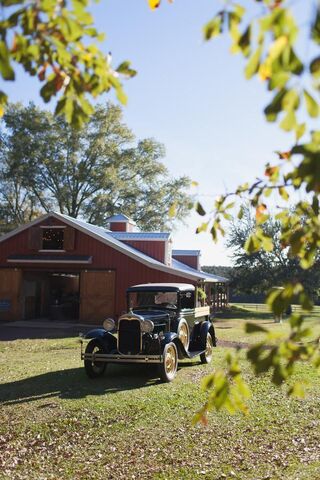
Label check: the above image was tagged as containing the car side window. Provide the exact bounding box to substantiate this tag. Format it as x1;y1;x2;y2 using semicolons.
180;291;194;309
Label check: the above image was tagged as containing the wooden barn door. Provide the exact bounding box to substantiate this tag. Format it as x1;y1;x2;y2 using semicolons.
79;270;115;324
0;268;22;322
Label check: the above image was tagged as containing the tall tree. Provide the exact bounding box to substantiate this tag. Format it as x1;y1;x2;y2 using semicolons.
226;206;320;298
0;102;191;231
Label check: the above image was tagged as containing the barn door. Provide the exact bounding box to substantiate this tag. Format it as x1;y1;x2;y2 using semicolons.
0;268;22;322
80;270;115;324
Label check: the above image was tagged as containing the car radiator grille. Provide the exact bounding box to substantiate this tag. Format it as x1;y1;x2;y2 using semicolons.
118;319;141;355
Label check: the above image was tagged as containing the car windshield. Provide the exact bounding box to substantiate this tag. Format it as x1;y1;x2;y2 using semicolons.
129;291;178;309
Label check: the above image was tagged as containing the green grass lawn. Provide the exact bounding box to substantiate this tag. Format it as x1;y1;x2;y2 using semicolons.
0;316;319;479
215;305;320;344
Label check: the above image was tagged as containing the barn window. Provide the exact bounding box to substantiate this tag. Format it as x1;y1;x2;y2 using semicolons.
42;228;64;250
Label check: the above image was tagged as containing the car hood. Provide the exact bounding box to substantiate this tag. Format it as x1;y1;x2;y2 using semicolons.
132;309;170;323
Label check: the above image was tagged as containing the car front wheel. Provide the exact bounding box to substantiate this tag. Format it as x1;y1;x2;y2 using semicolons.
159;342;178;382
84;339;107;378
177;319;190;351
200;332;213;364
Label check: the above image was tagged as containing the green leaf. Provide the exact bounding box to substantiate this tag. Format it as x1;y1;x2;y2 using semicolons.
268;72;290;90
268;36;287;62
264;88;287;122
261;235;273;251
312;9;320;44
310;56;320;78
280;110;296;131
288;382;306;399
282;89;300;112
0;41;15;80
303;90;319;118
196;222;208;233
0;91;8;116
210;225;217;241
168;203;176;217
244;234;260;253
195;202;206;216
279;186;289;200
116;61;137;78
233;3;246;19
295;123;306;141
289;314;303;328
238;25;251;56
245;46;262;79
203;15;222;41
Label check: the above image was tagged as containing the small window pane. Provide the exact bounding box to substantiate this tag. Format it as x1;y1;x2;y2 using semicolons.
42;229;64;250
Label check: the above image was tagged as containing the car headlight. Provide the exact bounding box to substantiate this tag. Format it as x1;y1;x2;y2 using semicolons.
103;318;115;331
141;319;154;333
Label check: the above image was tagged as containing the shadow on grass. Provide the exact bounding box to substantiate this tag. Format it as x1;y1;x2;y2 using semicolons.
0;361;200;406
0;364;163;405
0;326;92;342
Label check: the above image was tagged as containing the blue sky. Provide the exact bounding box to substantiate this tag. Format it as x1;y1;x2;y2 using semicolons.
3;0;301;266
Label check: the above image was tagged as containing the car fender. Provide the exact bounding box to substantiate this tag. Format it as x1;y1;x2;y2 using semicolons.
200;321;217;348
84;329;117;351
160;332;186;360
84;328;107;339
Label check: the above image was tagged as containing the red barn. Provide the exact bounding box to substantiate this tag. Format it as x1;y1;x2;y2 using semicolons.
0;213;228;324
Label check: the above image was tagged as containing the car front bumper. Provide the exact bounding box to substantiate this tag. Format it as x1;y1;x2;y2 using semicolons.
81;352;162;364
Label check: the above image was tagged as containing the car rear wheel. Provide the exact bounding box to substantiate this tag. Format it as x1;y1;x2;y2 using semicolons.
159;342;178;382
84;339;107;378
200;332;213;364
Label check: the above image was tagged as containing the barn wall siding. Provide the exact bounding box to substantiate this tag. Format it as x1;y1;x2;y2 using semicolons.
122;240;166;263
172;255;199;270
0;217;196;318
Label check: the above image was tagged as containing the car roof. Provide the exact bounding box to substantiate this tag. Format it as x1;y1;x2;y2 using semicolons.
127;283;195;293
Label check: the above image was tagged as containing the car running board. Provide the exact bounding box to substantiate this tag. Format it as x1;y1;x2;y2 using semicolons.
186;349;205;359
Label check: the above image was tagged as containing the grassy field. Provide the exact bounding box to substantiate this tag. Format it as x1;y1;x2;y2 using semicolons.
0;311;319;480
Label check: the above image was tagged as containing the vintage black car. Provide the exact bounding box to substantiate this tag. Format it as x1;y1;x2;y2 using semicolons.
81;283;217;382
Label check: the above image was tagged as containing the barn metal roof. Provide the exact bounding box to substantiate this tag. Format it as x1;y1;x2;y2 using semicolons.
106;214;136;225
128;283;195;292
172;250;201;256
171;258;228;283
110;232;171;241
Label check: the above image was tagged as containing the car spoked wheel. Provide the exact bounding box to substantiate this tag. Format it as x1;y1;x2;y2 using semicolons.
200;332;213;364
159;342;178;382
177;319;190;350
84;339;107;378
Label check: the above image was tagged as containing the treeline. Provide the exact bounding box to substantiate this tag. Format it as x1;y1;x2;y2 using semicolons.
202;206;320;303
202;264;320;303
0;103;192;235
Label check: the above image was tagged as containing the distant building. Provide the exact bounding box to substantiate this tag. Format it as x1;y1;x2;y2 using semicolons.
0;212;228;323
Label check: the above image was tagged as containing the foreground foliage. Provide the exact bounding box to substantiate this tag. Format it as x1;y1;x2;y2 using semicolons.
0;332;320;480
0;0;135;126
152;0;320;417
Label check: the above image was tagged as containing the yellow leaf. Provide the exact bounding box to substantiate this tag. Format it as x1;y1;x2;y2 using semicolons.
256;204;267;221
268;35;287;62
168;203;176;217
258;62;271;81
148;0;161;9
